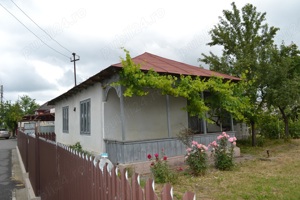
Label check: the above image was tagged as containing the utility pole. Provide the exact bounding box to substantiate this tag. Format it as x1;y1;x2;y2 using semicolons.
70;53;80;86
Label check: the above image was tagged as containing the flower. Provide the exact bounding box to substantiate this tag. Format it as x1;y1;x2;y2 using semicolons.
186;148;192;152
147;154;152;160
163;156;167;161
228;136;237;143
209;140;218;148
154;153;159;158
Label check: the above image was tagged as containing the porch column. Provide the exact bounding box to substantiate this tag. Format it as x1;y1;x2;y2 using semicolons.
201;91;207;134
119;86;126;141
230;114;235;131
166;95;171;137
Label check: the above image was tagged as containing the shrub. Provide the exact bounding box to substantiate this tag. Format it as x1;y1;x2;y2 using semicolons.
257;114;283;139
185;141;208;176
289;120;300;139
209;132;237;171
69;142;92;156
147;151;177;184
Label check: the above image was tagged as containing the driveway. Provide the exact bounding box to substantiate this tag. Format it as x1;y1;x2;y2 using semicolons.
0;138;24;200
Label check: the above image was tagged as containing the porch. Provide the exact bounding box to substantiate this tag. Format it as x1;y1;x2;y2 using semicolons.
104;131;235;164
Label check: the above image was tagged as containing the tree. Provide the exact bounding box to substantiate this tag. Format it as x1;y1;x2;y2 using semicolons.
115;49;249;125
199;2;279;145
1;95;39;134
2;101;23;133
17;95;40;115
261;43;300;139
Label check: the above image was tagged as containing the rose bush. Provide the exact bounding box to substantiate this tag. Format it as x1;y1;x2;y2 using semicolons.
147;150;177;184
185;141;208;175
209;132;237;170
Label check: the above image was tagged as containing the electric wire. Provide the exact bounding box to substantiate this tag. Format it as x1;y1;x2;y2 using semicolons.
0;2;70;58
10;0;73;54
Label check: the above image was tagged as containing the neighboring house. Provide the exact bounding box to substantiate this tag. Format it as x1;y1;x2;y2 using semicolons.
48;52;246;164
19;102;55;134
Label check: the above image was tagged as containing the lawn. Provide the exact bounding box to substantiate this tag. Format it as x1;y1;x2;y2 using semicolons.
156;139;300;200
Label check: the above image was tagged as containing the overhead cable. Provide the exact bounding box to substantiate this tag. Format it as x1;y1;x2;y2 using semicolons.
0;2;70;58
10;0;73;54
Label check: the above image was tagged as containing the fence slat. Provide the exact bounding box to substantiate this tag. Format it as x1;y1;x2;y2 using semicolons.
132;173;144;200
182;191;196;200
161;184;173;200
145;178;158;200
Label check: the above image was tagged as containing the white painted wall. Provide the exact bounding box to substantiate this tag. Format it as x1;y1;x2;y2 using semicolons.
55;82;104;154
169;96;188;137
123;90;168;140
103;89;122;140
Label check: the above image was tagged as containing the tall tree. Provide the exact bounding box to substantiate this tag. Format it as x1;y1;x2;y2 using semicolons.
261;43;300;139
199;2;279;146
17;95;39;115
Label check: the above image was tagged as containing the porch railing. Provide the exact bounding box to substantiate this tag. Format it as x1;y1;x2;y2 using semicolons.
105;132;235;164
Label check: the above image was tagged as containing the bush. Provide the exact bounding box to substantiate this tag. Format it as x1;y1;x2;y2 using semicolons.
209;132;237;171
69;142;92;156
185;141;208;176
257;114;283;139
289;120;300;139
147;151;177;184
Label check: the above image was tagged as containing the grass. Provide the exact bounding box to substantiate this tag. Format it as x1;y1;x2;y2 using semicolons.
154;139;300;200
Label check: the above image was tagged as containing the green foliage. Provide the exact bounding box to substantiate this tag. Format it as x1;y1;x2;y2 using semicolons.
69;142;92;156
210;132;237;170
17;95;40;115
199;2;280;145
147;152;178;184
0;95;39;132
1;101;23;132
116;49;250;122
260;43;300;138
289;120;300;139
185;141;208;176
257;113;283;139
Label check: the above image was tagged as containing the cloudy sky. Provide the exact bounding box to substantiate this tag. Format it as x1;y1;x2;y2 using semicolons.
0;0;299;105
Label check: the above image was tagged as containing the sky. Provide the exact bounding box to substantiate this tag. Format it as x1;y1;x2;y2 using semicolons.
0;0;299;105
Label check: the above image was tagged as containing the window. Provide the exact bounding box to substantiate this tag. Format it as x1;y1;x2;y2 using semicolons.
62;106;69;133
80;99;91;135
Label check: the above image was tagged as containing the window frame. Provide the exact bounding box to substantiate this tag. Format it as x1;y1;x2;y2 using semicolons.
80;99;91;135
62;106;69;133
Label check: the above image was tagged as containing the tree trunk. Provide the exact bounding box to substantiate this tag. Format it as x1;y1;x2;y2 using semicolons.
251;121;256;146
279;107;289;140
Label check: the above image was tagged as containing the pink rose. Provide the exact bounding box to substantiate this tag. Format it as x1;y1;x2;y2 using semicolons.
163;156;167;161
147;154;152;159
154;153;159;158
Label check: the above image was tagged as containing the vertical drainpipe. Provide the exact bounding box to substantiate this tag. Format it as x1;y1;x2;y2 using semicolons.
166;95;171;137
201;91;207;134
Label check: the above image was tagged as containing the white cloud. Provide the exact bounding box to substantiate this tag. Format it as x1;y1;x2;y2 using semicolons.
0;0;299;104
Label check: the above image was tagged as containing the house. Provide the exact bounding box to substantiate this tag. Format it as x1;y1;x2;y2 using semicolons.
19;102;55;134
48;52;246;164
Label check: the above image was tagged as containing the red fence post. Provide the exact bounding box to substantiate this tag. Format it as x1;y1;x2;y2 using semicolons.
161;184;173;200
131;173;144;200
144;178;158;200
182;191;196;200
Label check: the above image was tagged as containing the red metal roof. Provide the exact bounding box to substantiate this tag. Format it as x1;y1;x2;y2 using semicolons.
111;52;240;80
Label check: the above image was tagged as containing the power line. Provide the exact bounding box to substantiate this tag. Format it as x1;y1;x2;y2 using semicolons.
0;2;69;58
10;0;73;54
